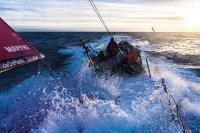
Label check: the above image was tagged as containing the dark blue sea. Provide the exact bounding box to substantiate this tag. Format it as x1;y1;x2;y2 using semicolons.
0;32;199;133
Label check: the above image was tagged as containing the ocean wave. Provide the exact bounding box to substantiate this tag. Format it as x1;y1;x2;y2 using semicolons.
0;33;199;133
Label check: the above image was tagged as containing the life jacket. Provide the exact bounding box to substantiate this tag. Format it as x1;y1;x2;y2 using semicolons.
126;48;140;64
106;40;118;58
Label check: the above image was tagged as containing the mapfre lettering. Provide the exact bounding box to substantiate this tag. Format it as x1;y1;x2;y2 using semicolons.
4;45;31;53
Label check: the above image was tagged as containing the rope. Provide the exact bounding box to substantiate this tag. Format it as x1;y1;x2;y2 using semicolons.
162;79;192;133
146;59;192;132
37;54;53;75
21;39;54;76
89;0;110;32
88;0;110;33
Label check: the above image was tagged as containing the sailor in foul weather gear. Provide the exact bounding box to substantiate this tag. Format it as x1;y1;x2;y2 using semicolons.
106;37;119;58
125;48;140;64
98;50;106;62
117;41;144;74
82;37;144;74
118;41;141;64
85;0;145;74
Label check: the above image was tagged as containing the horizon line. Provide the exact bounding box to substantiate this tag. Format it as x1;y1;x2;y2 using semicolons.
17;31;200;33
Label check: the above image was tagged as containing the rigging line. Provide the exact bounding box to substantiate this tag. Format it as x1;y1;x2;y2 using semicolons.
161;79;192;133
88;0;109;32
21;39;54;77
90;0;110;32
89;0;109;32
88;0;110;33
166;86;192;133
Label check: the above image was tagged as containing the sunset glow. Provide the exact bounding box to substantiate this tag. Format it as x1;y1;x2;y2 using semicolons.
185;14;200;26
0;0;200;32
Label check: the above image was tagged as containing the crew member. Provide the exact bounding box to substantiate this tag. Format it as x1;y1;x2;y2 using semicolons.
125;48;141;64
106;37;119;58
98;50;106;62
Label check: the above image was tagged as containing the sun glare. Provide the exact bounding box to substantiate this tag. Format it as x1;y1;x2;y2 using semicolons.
184;10;200;26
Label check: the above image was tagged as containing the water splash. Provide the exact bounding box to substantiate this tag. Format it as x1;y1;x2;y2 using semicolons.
0;34;199;133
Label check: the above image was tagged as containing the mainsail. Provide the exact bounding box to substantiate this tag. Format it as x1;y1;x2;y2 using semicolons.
0;17;44;73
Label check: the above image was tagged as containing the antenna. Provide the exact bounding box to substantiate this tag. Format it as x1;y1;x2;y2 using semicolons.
152;27;156;32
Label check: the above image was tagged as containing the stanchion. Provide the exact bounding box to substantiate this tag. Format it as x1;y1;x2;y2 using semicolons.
146;58;151;78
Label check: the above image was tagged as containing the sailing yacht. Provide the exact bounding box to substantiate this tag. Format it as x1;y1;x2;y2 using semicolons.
0;17;45;74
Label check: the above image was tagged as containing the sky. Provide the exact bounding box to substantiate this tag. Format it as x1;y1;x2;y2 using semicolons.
0;0;200;32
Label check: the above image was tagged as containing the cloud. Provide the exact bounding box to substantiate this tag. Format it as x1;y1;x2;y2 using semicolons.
0;0;199;32
0;7;17;11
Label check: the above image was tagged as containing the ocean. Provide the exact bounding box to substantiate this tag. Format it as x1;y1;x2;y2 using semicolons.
0;32;199;133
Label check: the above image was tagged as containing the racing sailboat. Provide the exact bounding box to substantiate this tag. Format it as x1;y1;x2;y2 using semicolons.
0;17;45;74
82;0;145;75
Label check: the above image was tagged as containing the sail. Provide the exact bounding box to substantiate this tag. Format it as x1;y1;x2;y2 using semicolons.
0;18;39;60
0;17;44;73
